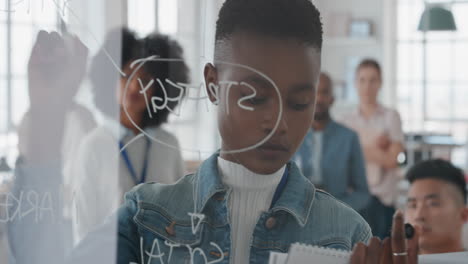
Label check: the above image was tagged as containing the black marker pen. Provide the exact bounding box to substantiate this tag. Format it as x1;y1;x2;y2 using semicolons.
405;223;415;239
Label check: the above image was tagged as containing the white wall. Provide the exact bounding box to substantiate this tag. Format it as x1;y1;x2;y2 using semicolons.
313;0;396;118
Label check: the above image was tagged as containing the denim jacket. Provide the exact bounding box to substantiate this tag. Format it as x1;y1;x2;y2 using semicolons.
117;153;371;264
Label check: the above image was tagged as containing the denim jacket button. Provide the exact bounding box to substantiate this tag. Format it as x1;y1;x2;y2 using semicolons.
265;217;276;229
165;221;176;236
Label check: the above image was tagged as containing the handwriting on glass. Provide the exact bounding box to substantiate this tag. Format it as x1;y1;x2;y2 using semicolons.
188;212;205;235
130;237;224;264
129;211;224;264
122;57;283;155
129;59;259;118
0;0;70;13
0;190;55;223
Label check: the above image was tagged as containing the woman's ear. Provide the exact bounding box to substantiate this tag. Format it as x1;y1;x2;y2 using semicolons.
204;63;220;105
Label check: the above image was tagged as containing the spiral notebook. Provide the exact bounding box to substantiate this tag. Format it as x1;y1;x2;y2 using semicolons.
269;243;468;264
269;243;350;264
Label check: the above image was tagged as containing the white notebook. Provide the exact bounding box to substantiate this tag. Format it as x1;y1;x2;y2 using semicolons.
419;252;468;264
269;243;468;264
285;243;350;264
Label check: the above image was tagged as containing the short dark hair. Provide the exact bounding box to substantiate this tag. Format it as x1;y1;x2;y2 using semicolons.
215;0;323;50
138;33;190;128
406;159;467;204
89;27;140;118
356;58;382;78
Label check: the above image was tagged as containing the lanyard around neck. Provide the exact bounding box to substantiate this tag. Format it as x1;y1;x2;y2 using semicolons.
119;136;151;185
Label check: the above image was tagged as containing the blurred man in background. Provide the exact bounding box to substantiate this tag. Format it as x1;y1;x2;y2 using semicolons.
294;72;370;212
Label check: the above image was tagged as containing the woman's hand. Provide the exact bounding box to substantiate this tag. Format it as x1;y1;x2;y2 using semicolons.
350;211;419;264
22;30;88;162
28;30;88;113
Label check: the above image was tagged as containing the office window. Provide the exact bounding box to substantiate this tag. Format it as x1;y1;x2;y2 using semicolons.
158;0;178;35
127;0;179;36
396;0;468;167
127;0;156;37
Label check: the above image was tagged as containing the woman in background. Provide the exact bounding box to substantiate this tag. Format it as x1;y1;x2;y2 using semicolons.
70;28;189;244
340;59;405;239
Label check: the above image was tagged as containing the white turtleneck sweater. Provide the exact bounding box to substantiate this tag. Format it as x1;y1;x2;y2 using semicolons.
217;157;285;264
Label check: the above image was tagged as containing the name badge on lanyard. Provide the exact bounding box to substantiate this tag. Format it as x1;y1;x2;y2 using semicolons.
119;136;151;185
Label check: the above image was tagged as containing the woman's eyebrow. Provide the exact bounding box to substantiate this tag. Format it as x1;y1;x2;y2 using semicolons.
290;83;315;93
240;75;273;89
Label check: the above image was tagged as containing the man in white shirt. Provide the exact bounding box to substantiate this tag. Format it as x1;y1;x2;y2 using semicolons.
405;159;468;255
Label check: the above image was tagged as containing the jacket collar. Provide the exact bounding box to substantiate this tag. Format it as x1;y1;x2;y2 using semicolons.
270;161;315;227
194;152;315;227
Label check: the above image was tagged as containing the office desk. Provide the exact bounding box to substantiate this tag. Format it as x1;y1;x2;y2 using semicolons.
405;133;465;167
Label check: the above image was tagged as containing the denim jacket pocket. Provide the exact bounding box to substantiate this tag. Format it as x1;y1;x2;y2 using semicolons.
134;202;203;245
133;202;204;264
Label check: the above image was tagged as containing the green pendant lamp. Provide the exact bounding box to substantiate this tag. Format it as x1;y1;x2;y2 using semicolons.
418;5;457;31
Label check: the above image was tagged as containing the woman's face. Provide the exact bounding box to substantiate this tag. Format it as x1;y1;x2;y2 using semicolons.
117;64;154;115
355;66;381;105
204;32;320;174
